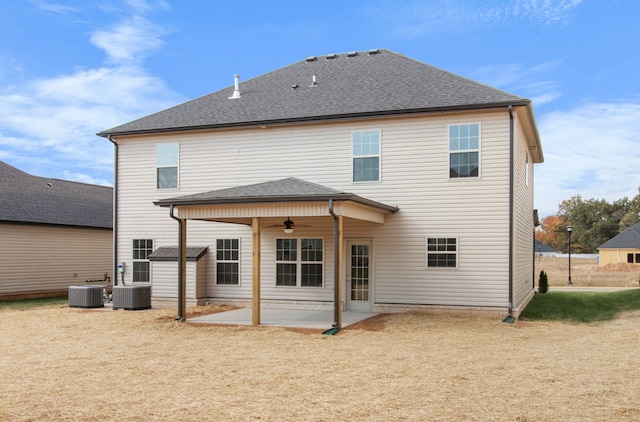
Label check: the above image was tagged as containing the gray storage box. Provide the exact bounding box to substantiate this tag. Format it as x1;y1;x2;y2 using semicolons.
69;285;105;308
112;284;151;310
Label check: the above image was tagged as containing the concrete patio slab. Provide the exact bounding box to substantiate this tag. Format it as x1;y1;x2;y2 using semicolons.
188;307;378;329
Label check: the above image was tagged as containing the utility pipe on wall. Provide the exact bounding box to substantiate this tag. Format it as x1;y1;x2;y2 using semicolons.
508;105;514;318
170;205;187;321
107;135;118;286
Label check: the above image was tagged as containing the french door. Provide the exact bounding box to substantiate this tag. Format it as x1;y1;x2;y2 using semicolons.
346;240;373;311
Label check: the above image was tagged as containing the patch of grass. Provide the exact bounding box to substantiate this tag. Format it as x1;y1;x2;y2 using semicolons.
520;289;640;322
0;296;68;311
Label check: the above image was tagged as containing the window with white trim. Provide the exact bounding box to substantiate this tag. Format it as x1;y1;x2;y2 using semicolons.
426;237;457;268
216;239;239;285
352;130;380;182
156;143;178;189
132;239;153;281
276;238;324;287
449;124;479;178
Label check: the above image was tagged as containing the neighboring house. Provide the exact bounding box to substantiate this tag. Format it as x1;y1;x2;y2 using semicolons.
597;222;640;265
0;161;113;298
535;240;559;256
98;49;543;324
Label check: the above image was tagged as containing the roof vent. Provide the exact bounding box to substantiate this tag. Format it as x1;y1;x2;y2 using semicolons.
347;51;359;57
291;84;299;90
310;75;318;87
306;56;317;62
368;49;380;55
326;53;338;60
228;74;241;99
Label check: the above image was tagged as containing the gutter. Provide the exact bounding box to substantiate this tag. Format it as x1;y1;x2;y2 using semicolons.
107;135;118;286
97;101;532;138
507;105;514;319
170;204;187;321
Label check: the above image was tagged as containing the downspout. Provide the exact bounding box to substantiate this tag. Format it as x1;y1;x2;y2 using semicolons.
170;205;187;321
107;135;118;286
328;199;340;329
508;105;514;318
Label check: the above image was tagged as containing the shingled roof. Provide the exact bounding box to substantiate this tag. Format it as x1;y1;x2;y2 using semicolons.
98;49;531;137
0;161;113;229
598;222;640;249
153;177;398;212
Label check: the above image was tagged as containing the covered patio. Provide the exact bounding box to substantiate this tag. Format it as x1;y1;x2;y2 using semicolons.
154;177;398;330
188;307;379;330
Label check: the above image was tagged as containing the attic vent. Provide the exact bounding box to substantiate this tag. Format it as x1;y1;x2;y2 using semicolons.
306;56;317;62
228;74;241;99
347;51;359;57
368;49;380;55
291;84;299;90
326;53;338;60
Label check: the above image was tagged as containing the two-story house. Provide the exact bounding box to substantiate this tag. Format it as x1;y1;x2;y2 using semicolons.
99;49;543;325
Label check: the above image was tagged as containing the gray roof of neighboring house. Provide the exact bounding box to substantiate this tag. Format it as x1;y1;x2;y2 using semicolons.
98;49;531;137
153;177;398;212
598;222;640;249
0;161;113;229
535;240;558;253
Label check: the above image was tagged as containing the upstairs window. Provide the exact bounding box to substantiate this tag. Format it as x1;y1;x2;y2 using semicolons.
156;143;178;189
353;130;380;182
449;124;479;178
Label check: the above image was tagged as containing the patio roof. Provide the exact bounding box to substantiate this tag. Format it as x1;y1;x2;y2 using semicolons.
153;177;398;225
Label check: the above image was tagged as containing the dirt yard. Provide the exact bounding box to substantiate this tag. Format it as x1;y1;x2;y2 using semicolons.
536;255;640;287
1;304;639;421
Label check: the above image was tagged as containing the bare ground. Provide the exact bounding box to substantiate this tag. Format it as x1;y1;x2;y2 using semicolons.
2;303;640;421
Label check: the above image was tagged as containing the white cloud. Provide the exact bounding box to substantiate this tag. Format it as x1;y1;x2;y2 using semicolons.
535;102;640;217
363;0;584;36
474;61;563;107
0;3;183;185
91;15;167;64
0;66;183;183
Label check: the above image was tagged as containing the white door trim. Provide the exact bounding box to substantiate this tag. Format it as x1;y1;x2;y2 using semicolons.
345;239;374;311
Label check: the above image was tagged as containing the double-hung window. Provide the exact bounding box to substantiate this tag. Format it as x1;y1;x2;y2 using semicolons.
132;239;153;282
353;130;380;182
426;237;457;268
216;239;239;285
449;124;479;178
156;143;179;189
276;238;323;287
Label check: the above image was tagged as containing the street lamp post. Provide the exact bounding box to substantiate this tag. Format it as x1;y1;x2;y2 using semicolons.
567;225;573;285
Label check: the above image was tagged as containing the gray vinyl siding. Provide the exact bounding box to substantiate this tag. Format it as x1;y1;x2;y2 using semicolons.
115;110;530;309
513;114;536;309
0;223;112;295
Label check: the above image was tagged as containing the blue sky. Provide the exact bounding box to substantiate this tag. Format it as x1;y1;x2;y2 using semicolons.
1;0;638;217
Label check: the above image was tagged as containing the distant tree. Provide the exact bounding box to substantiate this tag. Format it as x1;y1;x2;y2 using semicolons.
619;194;640;231
536;215;568;252
557;194;636;253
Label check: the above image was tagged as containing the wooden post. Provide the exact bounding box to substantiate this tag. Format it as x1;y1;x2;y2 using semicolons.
252;217;260;326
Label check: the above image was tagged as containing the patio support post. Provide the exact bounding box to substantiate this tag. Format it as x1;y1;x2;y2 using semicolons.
329;199;343;329
252;217;261;326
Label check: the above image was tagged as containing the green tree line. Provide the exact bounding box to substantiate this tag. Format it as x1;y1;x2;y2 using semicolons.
536;193;640;253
